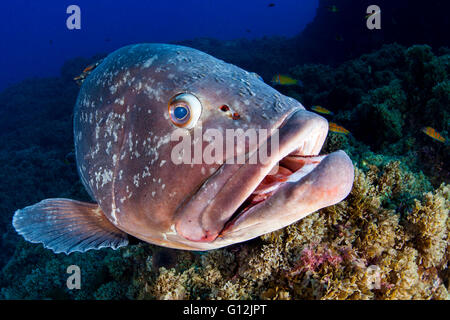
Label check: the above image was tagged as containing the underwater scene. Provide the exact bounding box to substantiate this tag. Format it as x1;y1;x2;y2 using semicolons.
0;0;449;301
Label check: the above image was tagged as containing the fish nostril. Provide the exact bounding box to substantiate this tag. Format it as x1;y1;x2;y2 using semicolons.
219;105;240;120
220;105;230;112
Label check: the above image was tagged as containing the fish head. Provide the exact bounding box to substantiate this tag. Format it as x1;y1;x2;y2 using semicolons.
75;44;354;250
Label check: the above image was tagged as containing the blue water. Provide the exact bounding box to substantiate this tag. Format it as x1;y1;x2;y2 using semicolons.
0;0;318;91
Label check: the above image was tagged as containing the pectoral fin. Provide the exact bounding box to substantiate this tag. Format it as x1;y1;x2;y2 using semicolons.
13;198;128;254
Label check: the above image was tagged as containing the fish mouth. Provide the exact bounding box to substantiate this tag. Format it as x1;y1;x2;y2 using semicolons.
219;153;326;235
217;149;353;245
174;109;354;247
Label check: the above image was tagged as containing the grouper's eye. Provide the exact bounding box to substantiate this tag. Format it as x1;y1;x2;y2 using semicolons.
168;93;202;129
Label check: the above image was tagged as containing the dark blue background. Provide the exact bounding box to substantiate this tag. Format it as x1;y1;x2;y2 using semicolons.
0;0;318;91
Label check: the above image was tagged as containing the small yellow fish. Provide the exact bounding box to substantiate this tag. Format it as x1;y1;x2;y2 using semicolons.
271;74;302;86
82;63;97;73
329;122;350;135
74;58;104;86
327;5;339;13
311;105;334;115
422;127;445;143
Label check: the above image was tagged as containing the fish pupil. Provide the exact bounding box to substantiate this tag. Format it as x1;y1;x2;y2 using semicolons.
174;105;188;120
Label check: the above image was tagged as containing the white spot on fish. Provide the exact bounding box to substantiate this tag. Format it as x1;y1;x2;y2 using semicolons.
111;203;118;225
114;97;125;105
109;85;118;94
142;166;151;178
143;55;158;68
133;174;140;187
106;141;112;155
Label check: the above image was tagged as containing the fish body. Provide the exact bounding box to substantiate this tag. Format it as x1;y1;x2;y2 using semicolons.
329;122;350;135
13;44;354;253
422;127;445;143
311;105;333;115
271;74;302;86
